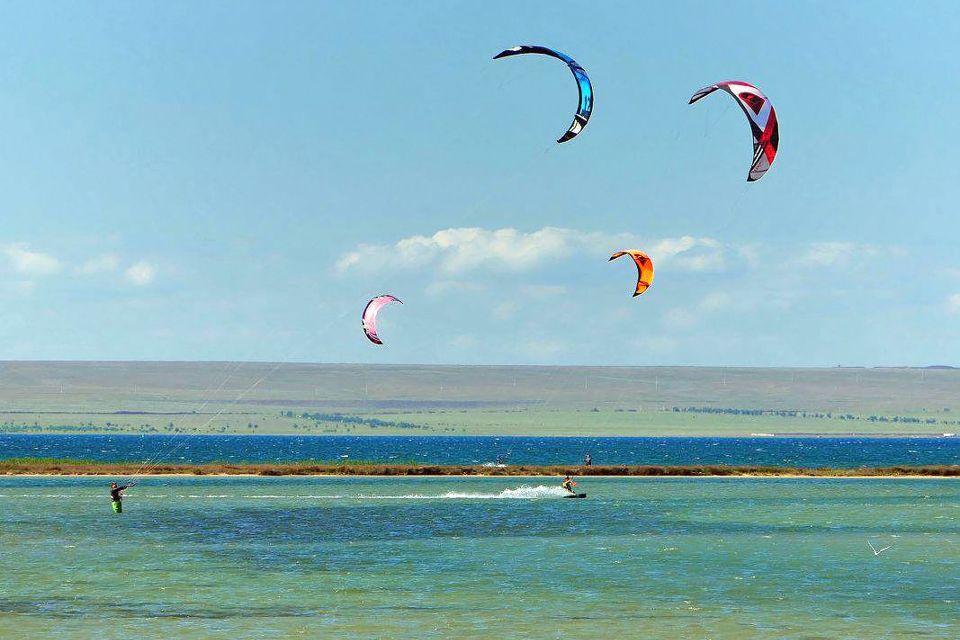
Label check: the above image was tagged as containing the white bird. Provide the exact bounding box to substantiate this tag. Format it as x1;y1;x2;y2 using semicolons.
867;540;892;556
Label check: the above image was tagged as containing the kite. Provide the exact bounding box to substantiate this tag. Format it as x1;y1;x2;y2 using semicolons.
362;295;402;345
689;81;779;182
609;251;654;297
494;45;593;143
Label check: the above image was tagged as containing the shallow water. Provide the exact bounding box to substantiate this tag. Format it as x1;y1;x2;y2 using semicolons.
3;434;959;467
1;476;957;639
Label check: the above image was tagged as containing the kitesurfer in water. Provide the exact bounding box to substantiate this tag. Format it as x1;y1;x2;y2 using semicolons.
109;482;130;513
561;475;577;494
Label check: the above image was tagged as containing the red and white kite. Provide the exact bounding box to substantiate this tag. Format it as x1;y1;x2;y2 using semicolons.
689;81;779;182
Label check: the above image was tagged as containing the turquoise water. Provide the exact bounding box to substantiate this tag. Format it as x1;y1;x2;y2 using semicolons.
1;477;957;639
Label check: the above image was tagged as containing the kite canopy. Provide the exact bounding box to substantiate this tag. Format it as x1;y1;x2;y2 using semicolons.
609;250;654;297
493;45;593;143
362;295;402;345
689;81;779;182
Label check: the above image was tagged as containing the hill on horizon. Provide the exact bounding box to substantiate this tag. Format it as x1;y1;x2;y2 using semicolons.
0;362;958;436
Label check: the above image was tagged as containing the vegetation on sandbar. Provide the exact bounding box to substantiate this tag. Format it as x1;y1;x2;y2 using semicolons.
1;458;957;477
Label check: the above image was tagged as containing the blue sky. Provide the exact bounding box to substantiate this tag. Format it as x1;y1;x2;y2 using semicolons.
1;1;958;366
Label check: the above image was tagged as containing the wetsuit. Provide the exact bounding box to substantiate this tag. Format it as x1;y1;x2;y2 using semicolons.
561;479;576;494
110;485;128;513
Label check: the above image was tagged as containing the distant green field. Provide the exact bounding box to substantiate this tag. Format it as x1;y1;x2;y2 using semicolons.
0;361;958;436
354;409;952;437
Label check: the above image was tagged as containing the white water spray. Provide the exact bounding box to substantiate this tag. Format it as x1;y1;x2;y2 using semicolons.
358;485;571;500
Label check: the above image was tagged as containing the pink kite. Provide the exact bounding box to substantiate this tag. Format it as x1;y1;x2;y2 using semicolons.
361;295;403;345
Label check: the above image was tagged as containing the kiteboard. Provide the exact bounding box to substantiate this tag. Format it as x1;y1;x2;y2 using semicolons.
564;493;587;499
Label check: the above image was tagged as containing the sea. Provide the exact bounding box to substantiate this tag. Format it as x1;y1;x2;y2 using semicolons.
1;433;959;468
1;435;958;638
0;475;957;638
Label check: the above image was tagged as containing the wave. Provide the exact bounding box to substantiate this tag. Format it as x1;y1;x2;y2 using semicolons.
357;485;570;500
241;495;344;499
0;494;81;498
0;486;571;501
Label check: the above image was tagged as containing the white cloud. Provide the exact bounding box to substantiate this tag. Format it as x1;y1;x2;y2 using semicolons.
664;308;697;329
799;242;877;267
662;293;740;333
338;227;582;274
521;284;568;297
124;261;156;286
699;291;733;312
424;279;485;297
651;236;726;271
947;293;960;315
493;302;517;321
335;251;363;272
0;279;37;294
77;254;120;275
736;244;762;268
338;227;727;275
3;243;61;276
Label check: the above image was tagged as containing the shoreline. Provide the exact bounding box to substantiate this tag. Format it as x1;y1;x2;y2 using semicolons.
2;460;958;478
2;431;957;438
3;473;955;480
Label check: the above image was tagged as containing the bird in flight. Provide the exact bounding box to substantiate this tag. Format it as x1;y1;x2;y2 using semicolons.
867;540;892;556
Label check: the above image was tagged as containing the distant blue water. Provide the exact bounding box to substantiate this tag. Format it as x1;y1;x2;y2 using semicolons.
1;434;958;468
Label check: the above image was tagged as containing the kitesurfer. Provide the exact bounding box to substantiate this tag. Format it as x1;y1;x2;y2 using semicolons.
109;482;130;514
561;475;577;494
584;453;592;466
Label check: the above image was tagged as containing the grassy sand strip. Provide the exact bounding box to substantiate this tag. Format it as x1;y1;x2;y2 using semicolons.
1;458;958;477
